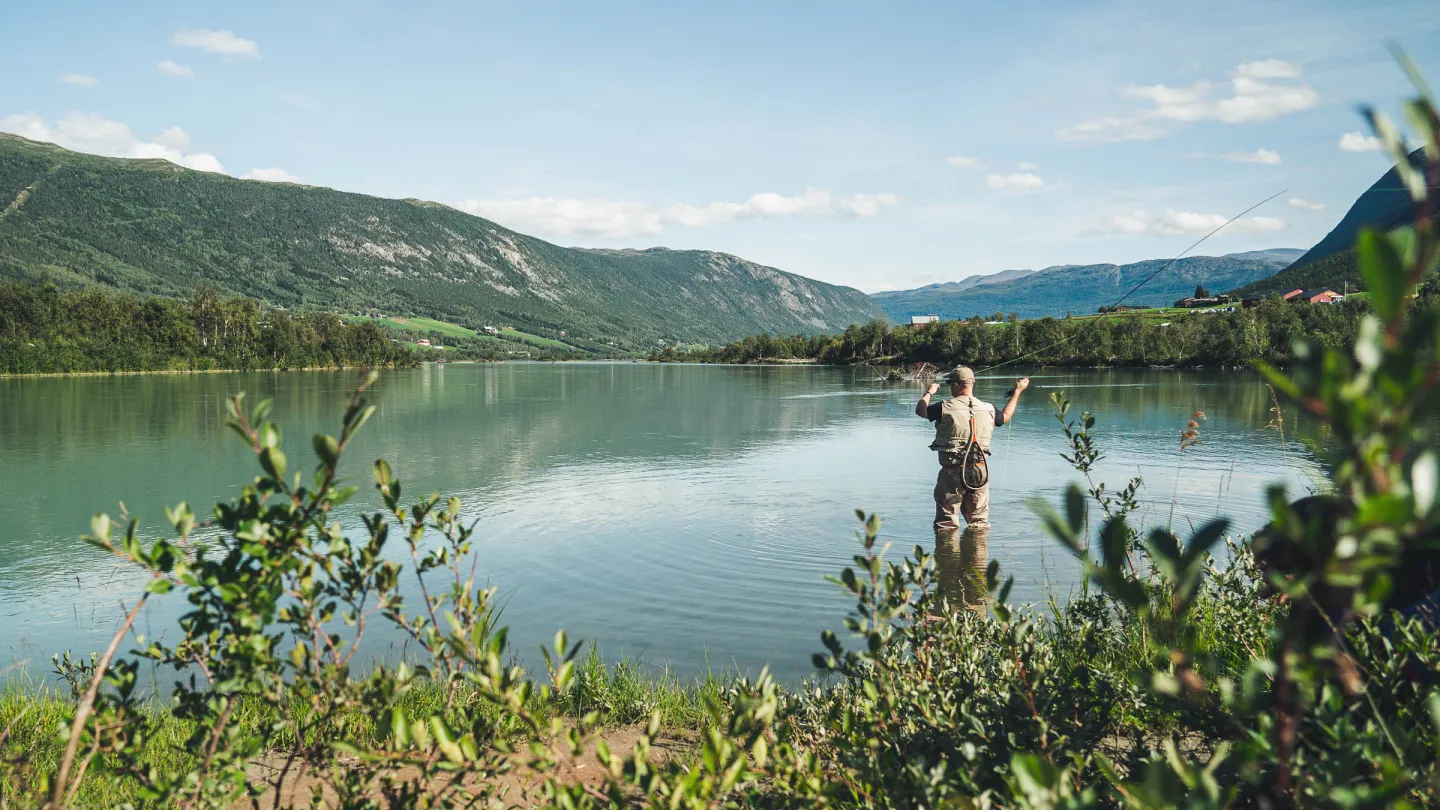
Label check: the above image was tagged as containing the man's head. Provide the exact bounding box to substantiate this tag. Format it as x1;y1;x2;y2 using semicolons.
944;366;976;394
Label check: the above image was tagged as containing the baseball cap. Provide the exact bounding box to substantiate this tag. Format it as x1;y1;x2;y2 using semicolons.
944;366;976;384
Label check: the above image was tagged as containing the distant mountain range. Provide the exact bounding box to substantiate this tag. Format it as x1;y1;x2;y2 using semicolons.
0;133;881;350
1232;148;1430;297
870;251;1300;321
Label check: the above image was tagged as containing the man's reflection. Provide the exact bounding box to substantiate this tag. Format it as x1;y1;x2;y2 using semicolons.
934;526;990;615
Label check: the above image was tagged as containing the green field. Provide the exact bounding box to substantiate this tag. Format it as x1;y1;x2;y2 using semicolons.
350;316;479;339
347;315;579;352
499;327;571;349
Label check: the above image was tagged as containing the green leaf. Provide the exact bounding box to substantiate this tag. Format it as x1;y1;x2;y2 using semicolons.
312;434;340;466
250;398;274;426
1415;453;1438;517
1181;519;1230;567
1355;315;1384;372
1064;484;1086;535
1363;107;1426;202
260;422;282;450
260;446;287;480
1358;230;1407;322
349;404;377;436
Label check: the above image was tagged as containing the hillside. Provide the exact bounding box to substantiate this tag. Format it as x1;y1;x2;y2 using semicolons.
1224;248;1306;264
0;134;881;349
890;268;1039;304
870;254;1292;321
1232;149;1430;297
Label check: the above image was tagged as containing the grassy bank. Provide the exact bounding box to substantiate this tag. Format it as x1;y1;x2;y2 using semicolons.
0;649;723;807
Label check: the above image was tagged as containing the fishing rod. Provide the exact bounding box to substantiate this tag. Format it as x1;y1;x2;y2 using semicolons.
977;188;1289;380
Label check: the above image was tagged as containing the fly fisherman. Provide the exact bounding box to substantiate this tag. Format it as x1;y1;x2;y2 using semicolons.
916;366;1029;531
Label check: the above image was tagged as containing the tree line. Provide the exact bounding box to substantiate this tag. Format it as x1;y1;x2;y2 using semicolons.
658;294;1398;367
0;282;417;374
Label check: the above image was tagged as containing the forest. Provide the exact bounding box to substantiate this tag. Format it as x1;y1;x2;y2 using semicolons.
0;282;417;374
659;293;1396;367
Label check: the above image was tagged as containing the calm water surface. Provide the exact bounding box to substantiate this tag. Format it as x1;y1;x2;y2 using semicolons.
0;363;1322;682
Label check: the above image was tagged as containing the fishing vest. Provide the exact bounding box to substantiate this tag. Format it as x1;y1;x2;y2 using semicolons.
930;396;997;454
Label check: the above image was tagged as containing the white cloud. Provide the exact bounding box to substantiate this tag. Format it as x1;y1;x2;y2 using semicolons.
59;74;99;87
172;26;261;58
1223;147;1281;164
1016;162;1039;171
1059;59;1318;142
1091;208;1288;237
157;60;195;78
1288;197;1325;212
245;167;302;183
984;172;1045;191
945;154;987;170
0;113;225;173
1057;114;1165;143
1338;131;1381;152
460;189;900;239
1234;59;1302;79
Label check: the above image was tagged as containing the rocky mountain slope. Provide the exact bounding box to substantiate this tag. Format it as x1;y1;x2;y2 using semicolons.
0;133;881;349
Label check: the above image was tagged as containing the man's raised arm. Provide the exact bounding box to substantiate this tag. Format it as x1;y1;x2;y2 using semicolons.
995;377;1030;426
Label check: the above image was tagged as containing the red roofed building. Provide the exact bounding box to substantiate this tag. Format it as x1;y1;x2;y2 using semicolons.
1296;288;1342;303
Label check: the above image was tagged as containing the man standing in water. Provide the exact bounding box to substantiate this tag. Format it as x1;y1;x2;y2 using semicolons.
915;366;1028;531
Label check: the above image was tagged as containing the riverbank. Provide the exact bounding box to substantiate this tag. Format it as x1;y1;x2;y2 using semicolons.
0;362;421;379
656;298;1372;368
0;650;719;807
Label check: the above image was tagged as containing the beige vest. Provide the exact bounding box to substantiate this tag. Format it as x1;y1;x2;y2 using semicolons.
930;396;997;454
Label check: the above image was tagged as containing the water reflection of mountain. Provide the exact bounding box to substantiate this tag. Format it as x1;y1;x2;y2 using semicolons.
0;364;882;589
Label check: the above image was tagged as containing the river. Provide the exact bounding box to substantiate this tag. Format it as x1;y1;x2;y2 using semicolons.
0;362;1322;683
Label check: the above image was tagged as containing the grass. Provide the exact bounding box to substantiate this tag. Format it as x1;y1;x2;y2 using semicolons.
0;648;721;808
498;328;572;350
348;315;579;352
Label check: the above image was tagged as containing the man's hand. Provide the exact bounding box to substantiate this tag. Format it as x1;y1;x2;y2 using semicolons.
917;383;941;418
997;376;1028;426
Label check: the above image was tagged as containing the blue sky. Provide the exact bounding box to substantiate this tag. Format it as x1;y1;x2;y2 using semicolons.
2;1;1437;292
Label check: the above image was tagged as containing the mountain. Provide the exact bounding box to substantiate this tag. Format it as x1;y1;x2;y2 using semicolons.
870;254;1294;321
885;269;1038;308
0;133;881;349
1224;248;1306;264
1232;148;1430;297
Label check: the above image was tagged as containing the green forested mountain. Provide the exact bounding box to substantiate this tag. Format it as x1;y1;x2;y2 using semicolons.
0;134;881;349
1232;149;1431;297
870;253;1291;321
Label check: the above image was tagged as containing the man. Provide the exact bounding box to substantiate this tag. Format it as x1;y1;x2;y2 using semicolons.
916;366;1028;531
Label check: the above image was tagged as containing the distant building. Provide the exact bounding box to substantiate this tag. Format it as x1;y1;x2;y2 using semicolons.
1172;295;1234;309
1280;288;1306;301
416;339;431;346
909;315;940;328
1294;288;1342;304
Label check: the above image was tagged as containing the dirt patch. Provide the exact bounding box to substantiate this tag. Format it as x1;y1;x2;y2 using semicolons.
240;727;690;808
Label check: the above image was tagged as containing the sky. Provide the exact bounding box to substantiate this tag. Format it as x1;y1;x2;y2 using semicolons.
2;1;1438;293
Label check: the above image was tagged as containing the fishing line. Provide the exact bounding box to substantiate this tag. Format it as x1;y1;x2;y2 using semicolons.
973;188;1289;376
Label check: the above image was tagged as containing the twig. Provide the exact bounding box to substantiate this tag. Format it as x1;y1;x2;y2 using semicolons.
47;592;150;808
